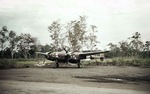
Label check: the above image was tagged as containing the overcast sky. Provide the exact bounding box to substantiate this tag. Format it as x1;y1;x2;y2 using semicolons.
0;0;150;50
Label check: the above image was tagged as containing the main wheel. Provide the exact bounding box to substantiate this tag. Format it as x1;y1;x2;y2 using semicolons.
77;62;80;68
56;62;59;68
54;60;59;68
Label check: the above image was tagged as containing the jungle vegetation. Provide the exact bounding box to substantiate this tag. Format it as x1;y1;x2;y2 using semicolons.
0;16;150;68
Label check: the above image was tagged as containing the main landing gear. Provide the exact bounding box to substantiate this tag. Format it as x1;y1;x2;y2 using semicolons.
77;62;81;68
54;60;81;68
54;60;59;68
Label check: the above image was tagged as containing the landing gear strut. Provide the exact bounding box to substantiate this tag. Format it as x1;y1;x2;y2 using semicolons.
55;60;59;68
77;62;81;68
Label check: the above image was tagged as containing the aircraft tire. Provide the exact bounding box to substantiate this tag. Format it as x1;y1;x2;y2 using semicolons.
77;63;80;68
54;60;59;68
56;63;59;68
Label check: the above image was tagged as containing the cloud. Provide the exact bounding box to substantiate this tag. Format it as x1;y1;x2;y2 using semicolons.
0;0;150;49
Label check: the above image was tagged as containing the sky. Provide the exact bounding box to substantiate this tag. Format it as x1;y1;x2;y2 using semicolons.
0;0;150;50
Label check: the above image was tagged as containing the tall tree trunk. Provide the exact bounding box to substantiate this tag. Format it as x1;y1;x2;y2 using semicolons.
1;44;4;59
23;50;27;59
11;50;14;59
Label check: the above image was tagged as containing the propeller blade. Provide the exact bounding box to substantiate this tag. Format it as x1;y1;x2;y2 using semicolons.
63;47;68;54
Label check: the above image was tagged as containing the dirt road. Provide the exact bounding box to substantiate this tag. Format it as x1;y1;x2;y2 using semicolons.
0;66;150;94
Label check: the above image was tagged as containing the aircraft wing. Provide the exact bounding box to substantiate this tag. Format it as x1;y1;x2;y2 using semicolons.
78;51;109;56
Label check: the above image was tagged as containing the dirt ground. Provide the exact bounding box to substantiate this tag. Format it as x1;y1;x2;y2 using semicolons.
0;66;150;94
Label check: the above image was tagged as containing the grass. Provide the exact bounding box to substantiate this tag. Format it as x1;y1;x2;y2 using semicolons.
110;57;150;67
0;57;150;69
0;59;36;69
82;57;150;68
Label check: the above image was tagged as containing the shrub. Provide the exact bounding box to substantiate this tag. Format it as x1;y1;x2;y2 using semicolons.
0;59;17;68
0;59;36;69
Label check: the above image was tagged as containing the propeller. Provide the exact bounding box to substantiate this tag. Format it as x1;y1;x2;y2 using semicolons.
63;47;71;65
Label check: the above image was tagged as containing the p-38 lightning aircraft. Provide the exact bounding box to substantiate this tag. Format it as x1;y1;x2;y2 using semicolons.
36;49;109;68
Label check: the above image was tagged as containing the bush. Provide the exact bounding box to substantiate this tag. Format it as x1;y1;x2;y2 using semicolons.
104;57;150;67
0;59;17;68
0;58;150;69
0;59;36;69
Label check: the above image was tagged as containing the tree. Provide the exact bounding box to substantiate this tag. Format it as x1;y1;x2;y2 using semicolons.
9;30;18;59
142;41;150;58
144;41;150;51
17;33;37;59
66;16;87;52
0;26;9;58
129;32;143;56
107;42;120;57
48;20;62;51
48;16;101;52
130;32;143;50
119;41;132;57
86;25;100;51
41;44;52;52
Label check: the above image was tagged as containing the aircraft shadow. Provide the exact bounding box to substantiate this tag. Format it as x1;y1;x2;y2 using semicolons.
41;66;93;69
74;75;150;84
37;63;94;69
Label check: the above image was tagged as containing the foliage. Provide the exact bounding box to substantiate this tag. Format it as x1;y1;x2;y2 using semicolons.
0;26;38;59
9;30;18;59
107;43;120;57
48;20;62;51
0;59;36;69
0;26;9;58
107;32;150;58
48;16;99;52
85;25;100;50
17;33;37;59
1;17;150;68
143;41;150;51
66;16;87;51
82;57;150;68
108;57;150;67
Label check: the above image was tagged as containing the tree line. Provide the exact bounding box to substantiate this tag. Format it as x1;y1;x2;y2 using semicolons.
107;32;150;58
0;16;150;59
0;26;38;59
47;16;150;58
48;16;99;52
0;16;100;59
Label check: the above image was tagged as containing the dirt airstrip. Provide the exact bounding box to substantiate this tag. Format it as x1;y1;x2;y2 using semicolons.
0;65;150;94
